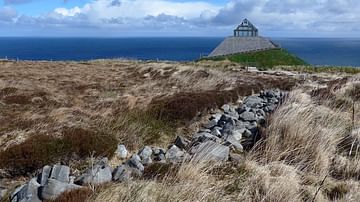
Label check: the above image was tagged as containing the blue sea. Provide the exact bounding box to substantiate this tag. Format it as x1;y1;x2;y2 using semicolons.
0;37;359;67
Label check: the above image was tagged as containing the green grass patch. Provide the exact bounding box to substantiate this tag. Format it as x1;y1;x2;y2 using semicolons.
203;49;308;69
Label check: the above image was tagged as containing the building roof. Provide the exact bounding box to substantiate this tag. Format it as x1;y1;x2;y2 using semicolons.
208;36;279;57
234;19;258;32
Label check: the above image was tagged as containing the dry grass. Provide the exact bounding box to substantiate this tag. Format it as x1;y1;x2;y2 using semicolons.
92;162;228;202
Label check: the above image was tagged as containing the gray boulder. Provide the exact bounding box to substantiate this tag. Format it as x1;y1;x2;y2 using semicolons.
116;144;128;159
192;141;229;162
230;130;243;141
112;164;132;182
40;179;81;200
174;136;190;150
225;135;244;152
193;132;221;143
221;104;230;113
198;128;211;133
152;147;166;156
49;165;70;183
138;146;153;162
11;178;41;202
127;155;144;172
239;111;257;122
203;119;218;129
210;113;222;122
165;145;185;163
243;96;264;108
211;128;222;137
75;158;112;185
154;153;166;162
37;165;52;186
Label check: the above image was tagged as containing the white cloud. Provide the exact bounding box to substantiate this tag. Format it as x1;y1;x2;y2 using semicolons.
0;6;17;22
4;0;360;37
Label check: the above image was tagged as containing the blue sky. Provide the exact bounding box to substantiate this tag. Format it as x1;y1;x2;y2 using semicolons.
1;0;360;37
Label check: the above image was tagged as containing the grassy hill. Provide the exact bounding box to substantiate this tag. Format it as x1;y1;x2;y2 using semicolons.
203;49;308;69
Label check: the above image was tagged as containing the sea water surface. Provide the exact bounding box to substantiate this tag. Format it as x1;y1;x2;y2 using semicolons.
0;37;359;67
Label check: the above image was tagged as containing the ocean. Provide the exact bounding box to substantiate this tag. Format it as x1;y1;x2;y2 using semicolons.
0;37;359;67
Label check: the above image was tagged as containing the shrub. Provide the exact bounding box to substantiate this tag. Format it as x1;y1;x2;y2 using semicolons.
48;187;94;202
148;78;296;124
0;128;118;176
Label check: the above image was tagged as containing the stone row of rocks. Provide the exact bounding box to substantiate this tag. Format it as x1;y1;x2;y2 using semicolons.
8;89;285;202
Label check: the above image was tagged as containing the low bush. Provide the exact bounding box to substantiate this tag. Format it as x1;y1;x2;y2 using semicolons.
148;78;296;124
0;128;118;176
48;187;94;202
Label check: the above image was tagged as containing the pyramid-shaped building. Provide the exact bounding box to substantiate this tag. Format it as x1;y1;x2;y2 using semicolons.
208;19;279;57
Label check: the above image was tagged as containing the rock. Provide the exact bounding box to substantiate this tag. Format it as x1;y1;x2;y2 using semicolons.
193;132;221;143
210;113;222;122
112;165;132;182
256;109;266;117
267;104;277;112
127;155;144;172
236;105;250;114
153;147;166;156
49;165;70;183
37;165;52;185
265;90;276;98
116;144;128;159
222;121;235;134
165;145;185;163
11;178;41;202
257;116;266;126
192;141;229;162
243;96;264;108
75;158;112;185
142;157;153;165
154;154;166;162
203;119;218;129
221;104;230;113
40;179;80;200
230;130;243;141
174;136;190;150
211;128;222;137
242;129;253;138
225;135;244;152
239;111;257;122
198;128;211;133
138;146;153;161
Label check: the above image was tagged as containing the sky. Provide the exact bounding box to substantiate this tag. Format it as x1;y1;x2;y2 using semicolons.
0;0;360;37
